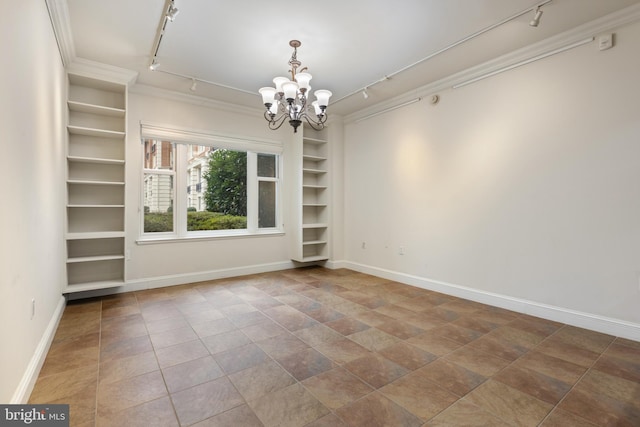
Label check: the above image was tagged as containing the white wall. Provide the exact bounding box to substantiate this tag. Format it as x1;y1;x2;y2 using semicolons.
124;91;293;285
0;0;67;402
343;21;640;336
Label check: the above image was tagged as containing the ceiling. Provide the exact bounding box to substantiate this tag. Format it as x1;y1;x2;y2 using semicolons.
63;0;640;116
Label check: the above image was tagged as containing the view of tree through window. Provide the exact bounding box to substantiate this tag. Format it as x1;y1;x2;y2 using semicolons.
188;147;247;231
143;138;279;236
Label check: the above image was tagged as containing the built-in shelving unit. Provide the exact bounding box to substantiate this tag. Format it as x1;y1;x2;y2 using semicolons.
65;73;128;293
291;125;329;262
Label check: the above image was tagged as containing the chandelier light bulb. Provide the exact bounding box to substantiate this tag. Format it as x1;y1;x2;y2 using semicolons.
268;101;279;118
273;77;289;93
259;87;277;106
295;72;312;92
314;90;332;109
312;101;323;116
282;81;299;101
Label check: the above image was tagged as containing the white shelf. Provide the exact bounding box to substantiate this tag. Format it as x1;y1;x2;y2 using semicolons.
67;231;125;240
63;280;124;293
68;125;125;139
303;168;326;174
303;154;327;162
302;223;328;229
293;255;329;263
303;137;327;145
68;204;125;208
292;125;330;262
68;156;124;165
68;179;125;186
65;73;127;293
67;254;125;263
68;100;125;117
303;240;327;246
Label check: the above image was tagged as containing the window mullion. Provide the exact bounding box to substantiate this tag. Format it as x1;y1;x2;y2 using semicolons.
175;144;188;237
247;152;258;232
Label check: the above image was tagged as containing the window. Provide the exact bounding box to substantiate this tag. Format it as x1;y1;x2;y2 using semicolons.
140;125;282;241
258;154;277;228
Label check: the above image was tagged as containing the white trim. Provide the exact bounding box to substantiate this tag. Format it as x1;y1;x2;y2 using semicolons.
136;230;284;245
66;261;296;301
452;37;594;89
339;261;640;342
67;58;138;87
344;3;640;124
45;0;75;66
140;122;283;154
11;296;66;403
130;84;263;117
333;0;554;104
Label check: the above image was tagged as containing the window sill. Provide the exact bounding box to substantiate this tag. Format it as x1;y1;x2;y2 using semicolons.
136;229;284;245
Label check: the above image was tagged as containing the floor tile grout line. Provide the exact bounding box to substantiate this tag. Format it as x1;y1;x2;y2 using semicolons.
93;298;102;427
38;269;639;426
134;290;185;427
535;334;618;426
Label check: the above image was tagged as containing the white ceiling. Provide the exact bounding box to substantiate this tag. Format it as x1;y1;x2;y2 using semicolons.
63;0;640;115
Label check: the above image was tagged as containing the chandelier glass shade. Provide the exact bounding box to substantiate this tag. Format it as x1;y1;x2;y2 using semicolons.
259;40;332;133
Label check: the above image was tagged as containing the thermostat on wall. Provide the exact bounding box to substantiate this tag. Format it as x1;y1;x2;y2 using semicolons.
599;34;614;51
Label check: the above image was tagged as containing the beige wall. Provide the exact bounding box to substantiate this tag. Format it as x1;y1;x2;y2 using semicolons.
123;91;293;285
0;0;67;402
343;20;640;338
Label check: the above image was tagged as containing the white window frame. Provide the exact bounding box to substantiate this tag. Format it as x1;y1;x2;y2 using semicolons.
139;123;283;243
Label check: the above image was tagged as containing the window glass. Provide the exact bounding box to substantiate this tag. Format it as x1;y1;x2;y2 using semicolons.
257;154;276;178
259;181;276;228
198;148;247;231
140;134;280;239
143;140;175;233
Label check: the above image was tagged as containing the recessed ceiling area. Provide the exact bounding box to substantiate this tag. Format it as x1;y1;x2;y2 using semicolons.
63;0;640;115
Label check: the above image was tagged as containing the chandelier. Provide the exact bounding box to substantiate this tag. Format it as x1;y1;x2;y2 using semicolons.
259;40;332;133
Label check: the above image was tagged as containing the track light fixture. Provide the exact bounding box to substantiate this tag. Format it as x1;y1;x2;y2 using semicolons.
190;78;197;92
530;6;543;27
149;61;160;71
167;3;179;21
362;88;369;99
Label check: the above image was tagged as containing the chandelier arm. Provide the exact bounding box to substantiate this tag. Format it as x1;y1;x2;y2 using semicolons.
267;111;289;130
302;113;327;131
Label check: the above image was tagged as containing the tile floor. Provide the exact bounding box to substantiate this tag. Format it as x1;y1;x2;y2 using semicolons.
29;267;640;426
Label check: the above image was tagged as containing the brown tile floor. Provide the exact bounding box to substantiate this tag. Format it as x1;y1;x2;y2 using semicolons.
29;267;640;426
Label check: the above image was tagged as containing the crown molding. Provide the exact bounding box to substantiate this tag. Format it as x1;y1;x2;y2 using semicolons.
67;58;139;87
130;83;263;117
345;3;640;124
45;0;75;66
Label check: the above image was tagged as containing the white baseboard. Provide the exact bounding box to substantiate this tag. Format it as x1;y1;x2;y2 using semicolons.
338;261;640;342
11;295;66;404
67;260;297;300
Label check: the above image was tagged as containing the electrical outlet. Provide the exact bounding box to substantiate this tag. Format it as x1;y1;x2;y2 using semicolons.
361;242;366;249
31;298;36;320
399;246;404;255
